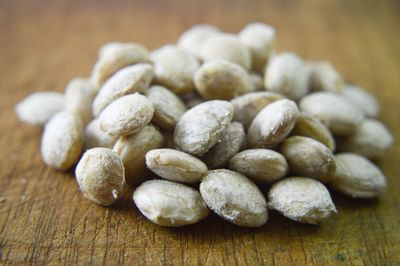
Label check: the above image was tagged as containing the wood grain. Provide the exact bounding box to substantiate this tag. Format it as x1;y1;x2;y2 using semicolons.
1;0;399;264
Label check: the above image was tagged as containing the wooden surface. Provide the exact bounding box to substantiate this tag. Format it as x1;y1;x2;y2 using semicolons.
1;0;400;265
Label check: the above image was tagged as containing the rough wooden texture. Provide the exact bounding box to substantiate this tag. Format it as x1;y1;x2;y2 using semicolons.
1;0;399;265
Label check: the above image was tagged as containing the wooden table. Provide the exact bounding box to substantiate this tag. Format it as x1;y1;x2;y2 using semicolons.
1;0;399;264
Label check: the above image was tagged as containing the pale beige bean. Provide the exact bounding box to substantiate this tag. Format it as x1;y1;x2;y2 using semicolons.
201;122;245;169
151;45;200;94
341;85;380;118
146;148;208;183
98;42;143;58
177;24;220;57
98;93;154;137
291;112;336;151
180;92;204;109
92;64;154;116
247;99;299;148
200;169;268;227
307;61;343;93
145;85;187;130
268;177;336;225
174;100;234;156
199;33;252;70
249;72;264;91
337;119;393;159
91;43;151;88
84;119;118;150
280;136;336;182
194;60;253;100
239;23;276;73
41;111;83;170
133;180;209;227
76;148;125;206
265;53;309;100
113;125;164;184
330;153;387;198
230;91;283;129
64;78;96;124
229;149;287;183
15;92;64;126
299;92;364;135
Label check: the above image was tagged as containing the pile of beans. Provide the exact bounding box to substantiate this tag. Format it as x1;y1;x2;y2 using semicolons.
16;23;393;227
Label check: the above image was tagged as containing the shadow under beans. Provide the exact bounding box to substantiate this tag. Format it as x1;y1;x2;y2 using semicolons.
99;177;324;238
141;206;322;241
329;189;380;211
49;170;349;239
76;182;380;241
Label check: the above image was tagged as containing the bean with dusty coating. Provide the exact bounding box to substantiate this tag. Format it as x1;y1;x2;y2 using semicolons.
229;149;287;183
76;148;125;206
92;64;154;116
133;180;209;227
280;136;336;182
84;119;118;150
330;153;387;198
247;99;299;148
341;85;380;118
265;53;309;100
307;61;343;93
230;91;283;129
98;93;154;137
146;148;208;183
299;92;364;136
41;111;83;170
113;125;164;184
268;177;337;225
64;78;96;124
291;112;336;151
201;122;245;169
15;92;64;126
177;24;220;57
91;43;151;88
173;100;234;156
337;119;393;159
238;23;276;73
194;60;253;100
145;85;187;130
200;169;268;227
199;33;252;70
151;45;200;94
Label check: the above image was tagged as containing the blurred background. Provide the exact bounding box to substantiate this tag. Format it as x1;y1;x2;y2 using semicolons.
1;0;399;98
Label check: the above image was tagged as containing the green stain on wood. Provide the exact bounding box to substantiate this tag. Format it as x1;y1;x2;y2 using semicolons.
336;253;345;262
